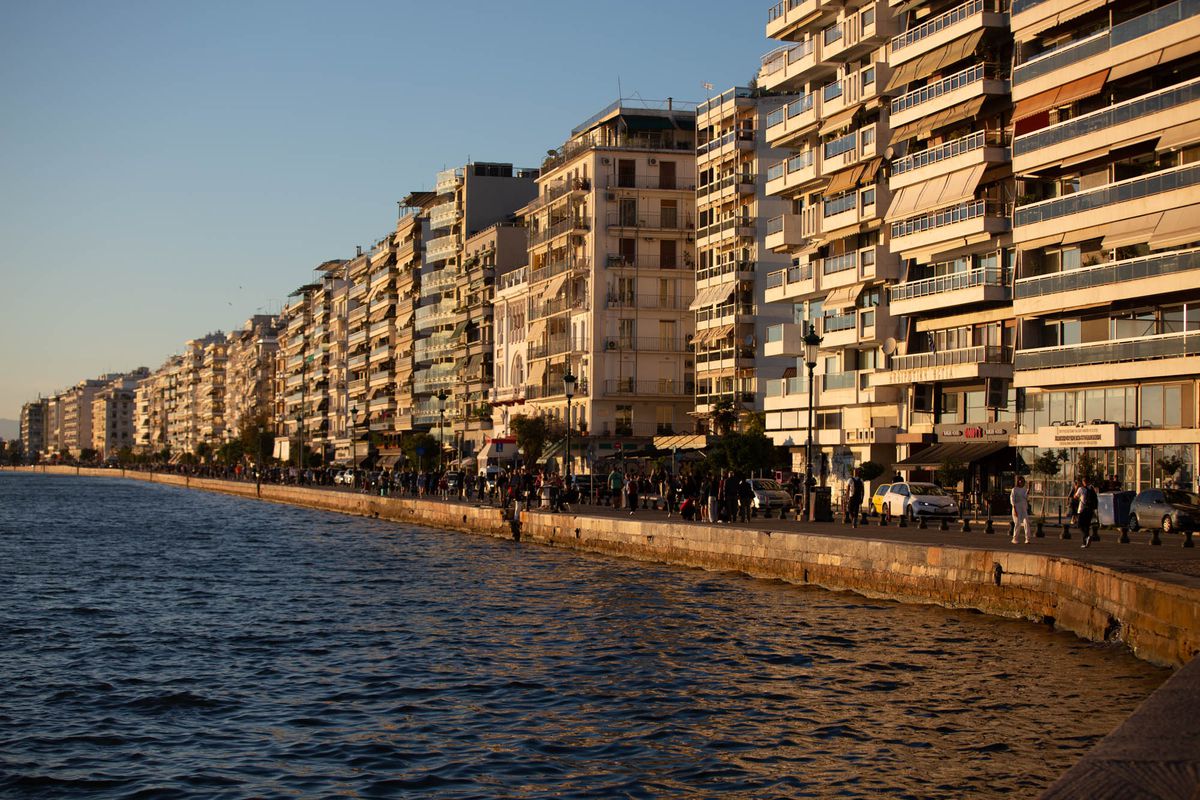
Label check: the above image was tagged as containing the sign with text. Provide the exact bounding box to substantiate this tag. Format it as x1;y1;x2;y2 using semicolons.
1039;424;1119;448
935;423;1013;442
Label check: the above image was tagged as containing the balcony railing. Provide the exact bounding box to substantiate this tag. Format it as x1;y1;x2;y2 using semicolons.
891;63;996;116
1014;77;1200;157
823;191;858;217
765;263;814;290
1013;0;1200;86
891;199;1007;239
607;176;698;191
892;130;1002;176
529;337;584;360
604;255;684;271
606;212;695;231
1016;331;1200;371
822;313;856;333
1015;249;1200;299
697;259;754;282
604;379;695;397
604;294;689;310
1014;163;1200;228
766;92;815;128
822;371;857;391
696;129;754;156
767;149;815;183
699;172;756;198
891;0;992;54
524;380;591;401
698;215;753;240
600;336;691;353
821;252;858;276
528;217;590;247
697;302;755;324
889;266;1007;302
890;345;1010;371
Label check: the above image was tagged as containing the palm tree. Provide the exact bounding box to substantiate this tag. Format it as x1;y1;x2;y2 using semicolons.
709;400;739;436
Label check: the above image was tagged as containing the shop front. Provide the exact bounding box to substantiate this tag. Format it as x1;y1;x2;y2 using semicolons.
893;422;1017;514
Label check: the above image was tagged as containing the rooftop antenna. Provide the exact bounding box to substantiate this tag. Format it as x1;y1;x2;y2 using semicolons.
617;75;622;99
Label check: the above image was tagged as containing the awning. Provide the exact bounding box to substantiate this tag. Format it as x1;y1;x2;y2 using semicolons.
377;454;401;469
688;283;734;311
526;318;547;342
893;441;1010;468
653;434;711;451
823;283;864;312
368;306;393;324
858;157;882;186
479;438;518;461
819;105;860;136
704;324;735;344
1101;212;1162;250
526;359;547;386
396;307;414;329
891;97;985;141
825;166;861;195
540;271;569;302
1013;69;1108;123
1150;206;1200;249
1018;0;1107;39
451;321;468;339
886;31;983;94
886;57;925;93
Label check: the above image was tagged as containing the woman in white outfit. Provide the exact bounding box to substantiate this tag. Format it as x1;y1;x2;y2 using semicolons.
1010;475;1031;543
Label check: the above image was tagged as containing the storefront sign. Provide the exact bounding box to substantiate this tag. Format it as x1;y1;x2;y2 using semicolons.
935;423;1013;442
1038;424;1119;448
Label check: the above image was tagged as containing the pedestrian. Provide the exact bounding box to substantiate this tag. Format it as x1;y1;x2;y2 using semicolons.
1068;478;1082;526
608;466;624;509
705;475;718;524
625;472;639;516
1010;475;1031;544
846;467;865;528
1079;476;1099;547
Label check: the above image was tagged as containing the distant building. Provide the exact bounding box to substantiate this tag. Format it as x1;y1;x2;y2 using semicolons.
19;399;47;462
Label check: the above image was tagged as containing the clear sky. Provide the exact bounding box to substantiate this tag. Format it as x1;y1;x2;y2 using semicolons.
0;0;773;420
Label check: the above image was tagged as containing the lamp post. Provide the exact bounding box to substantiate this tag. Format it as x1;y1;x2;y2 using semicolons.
437;389;447;474
563;366;577;483
350;405;358;488
295;412;303;473
803;322;823;520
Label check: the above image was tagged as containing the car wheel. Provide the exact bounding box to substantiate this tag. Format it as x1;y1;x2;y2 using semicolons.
908;507;916;523
1163;515;1174;535
1128;512;1139;531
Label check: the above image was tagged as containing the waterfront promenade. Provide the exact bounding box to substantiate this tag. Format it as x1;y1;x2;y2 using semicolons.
6;465;1200;798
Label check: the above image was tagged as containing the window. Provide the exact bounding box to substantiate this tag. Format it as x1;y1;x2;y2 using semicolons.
661;199;678;229
617;159;636;188
965;390;986;424
861;188;876;210
619;198;637;227
658;279;672;309
618;318;635;349
656;406;674;435
1140;384;1164;428
616;405;633;436
659;238;677;269
863;66;876;86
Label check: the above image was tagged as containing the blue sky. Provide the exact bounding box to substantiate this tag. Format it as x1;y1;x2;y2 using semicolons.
0;0;773;420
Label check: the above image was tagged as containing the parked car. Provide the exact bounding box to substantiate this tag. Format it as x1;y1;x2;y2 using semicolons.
444;471;465;492
883;482;959;521
747;478;793;511
1129;488;1200;534
335;469;355;486
870;484;892;515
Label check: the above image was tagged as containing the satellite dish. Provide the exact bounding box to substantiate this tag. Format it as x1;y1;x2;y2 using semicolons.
884;146;896;160
882;337;898;356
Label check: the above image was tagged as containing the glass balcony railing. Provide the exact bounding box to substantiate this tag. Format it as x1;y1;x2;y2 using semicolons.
891;0;991;54
821;252;858;275
1014;163;1200;228
892;130;1000;176
1014;78;1200;157
891;199;1006;239
891;344;1010;371
891;63;994;116
823;132;857;159
890;266;1007;302
822;371;857;390
766;92;815;128
1015;249;1200;299
822;80;844;103
1013;0;1200;86
1016;331;1200;371
822;313;856;333
823;191;857;217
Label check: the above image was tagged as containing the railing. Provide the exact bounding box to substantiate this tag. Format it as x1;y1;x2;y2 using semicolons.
600;337;691;353
696;129;755;157
543;127;696;173
892;130;1002;176
824;132;858;160
1015;249;1200;299
1014;163;1200;228
699;172;756;197
604;255;686;271
498;267;527;291
822;371;856;390
697;260;754;282
823;191;857;217
369;345;391;361
890;266;1007;302
891;199;1007;239
529;337;584;360
606;212;695;230
697;86;753;117
760;36;816;76
604;379;695;397
1014;77;1200;157
369;267;392;286
607;175;699;191
604;294;689;310
1017;331;1200;371
426;234;458;262
890;344;1010;371
531;294;588;319
526;177;591;212
1012;0;1048;13
528;217;590;247
1013;0;1200;86
428;201;460;230
766;263;814;290
821;252;857;275
697;302;755;324
413;301;457;327
698;215;753;240
766;92;815;128
823;79;844;102
891;63;996;116
766;215;786;235
822;313;856;333
891;0;990;54
530;258;589;285
524;380;590;401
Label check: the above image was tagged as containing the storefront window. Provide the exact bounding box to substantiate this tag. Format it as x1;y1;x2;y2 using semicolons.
965;390;986;423
1140;385;1164;428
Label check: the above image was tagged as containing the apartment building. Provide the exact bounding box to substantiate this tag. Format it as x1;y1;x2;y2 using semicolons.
91;371;146;460
135;355;178;456
195;340;228;447
453;222;528;462
386;196;432;460
520;99;698;473
490;265;530;441
59;378;107;457
19;399;47;462
694;87;794;427
345;247;377;463
413;163;537;463
757;0;906;483
224;314;280;443
1009;0;1200;501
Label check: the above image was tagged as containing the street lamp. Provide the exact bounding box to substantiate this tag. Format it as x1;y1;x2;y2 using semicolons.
803;321;823;520
295;412;303;472
437;389;447;474
563;366;577;483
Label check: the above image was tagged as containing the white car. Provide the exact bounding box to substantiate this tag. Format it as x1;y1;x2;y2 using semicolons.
883;482;959;521
335;469;356;486
747;478;794;511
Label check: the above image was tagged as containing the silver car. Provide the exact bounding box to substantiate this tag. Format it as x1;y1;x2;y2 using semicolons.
747;478;794;511
884;482;959;520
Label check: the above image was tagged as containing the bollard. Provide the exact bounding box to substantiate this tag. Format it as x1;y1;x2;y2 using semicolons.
939;518;948;531
861;511;870;526
1119;526;1130;544
898;513;908;528
1035;520;1045;538
880;510;889;527
1151;527;1162;546
1184;529;1195;548
1090;521;1101;543
984;518;994;535
918;515;928;530
1061;523;1072;540
960;518;971;533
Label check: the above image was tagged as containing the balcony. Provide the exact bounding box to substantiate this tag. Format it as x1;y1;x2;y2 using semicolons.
528;217;590;247
696;259;757;286
368;369;392;388
1013;77;1200;176
764;375;811;413
423;267;458;293
764;92;821;149
890;199;1010;260
1015;249;1200;317
766;149;820;198
765;213;810;252
823;2;891;63
764;262;815;304
428;200;461;231
414;300;457;330
414;335;458;363
695;130;755;163
426;234;460;266
1012;0;1200;98
820;60;889;120
889;63;1008;129
890;0;1006;66
368;396;395;413
435;168;463;195
606;211;695;233
764;323;803;358
890;129;1009;191
874;344;1012;385
348;353;368;370
820;120;882;176
759;35;835;94
888;266;1010;316
820;186;881;238
697;301;756;328
765;0;827;42
697;214;756;245
818;311;861;350
1014;163;1200;246
1015;331;1200;387
603;379;695;398
369;345;391;364
697;172;757;204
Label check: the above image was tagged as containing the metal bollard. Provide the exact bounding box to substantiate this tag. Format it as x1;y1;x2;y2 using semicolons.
939;518;948;531
1090;521;1101;543
1119;526;1130;544
898;513;908;528
1061;523;1072;540
1151;527;1162;546
960;518;971;533
918;515;928;530
1184;529;1195;548
984;517;994;535
1035;520;1045;538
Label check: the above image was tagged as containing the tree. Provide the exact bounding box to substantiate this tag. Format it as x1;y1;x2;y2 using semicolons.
79;448;98;464
194;442;213;464
400;432;440;471
3;440;23;466
510;414;561;467
709;400;740;436
239;417;275;466
936;457;968;489
705;429;787;476
1157;454;1186;487
858;461;885;483
216;439;245;465
1032;449;1068;480
116;446;135;466
1075;451;1101;484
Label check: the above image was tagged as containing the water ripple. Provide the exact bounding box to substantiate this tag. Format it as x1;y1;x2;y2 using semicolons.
0;473;1169;798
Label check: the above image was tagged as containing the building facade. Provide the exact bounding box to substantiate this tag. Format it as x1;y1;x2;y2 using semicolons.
19;399;47;462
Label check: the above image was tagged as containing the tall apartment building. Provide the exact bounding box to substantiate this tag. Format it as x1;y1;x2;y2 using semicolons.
490;264;530;438
224;314;280;442
135;355;178;456
453;222;528;461
757;1;906;481
59;378;107;457
521;99;697;472
195;339;228;447
44;394;63;456
387;196;432;454
694;87;794;426
91;371;146;459
19;399;47;461
1009;0;1200;502
413;163;538;462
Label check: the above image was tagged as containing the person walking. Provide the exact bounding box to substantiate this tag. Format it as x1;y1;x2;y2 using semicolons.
846;467;865;528
1010;475;1031;544
608;466;625;510
625;472;639;516
1079;476;1099;547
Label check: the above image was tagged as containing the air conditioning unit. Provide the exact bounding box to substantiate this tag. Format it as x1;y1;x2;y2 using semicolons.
605;339;617;350
601;157;611;165
606;193;616;201
648;157;658;165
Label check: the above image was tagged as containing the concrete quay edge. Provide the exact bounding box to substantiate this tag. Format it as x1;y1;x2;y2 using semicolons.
8;465;1200;799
